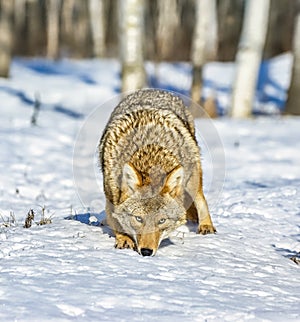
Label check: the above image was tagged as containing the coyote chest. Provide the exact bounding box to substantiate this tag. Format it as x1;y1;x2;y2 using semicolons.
99;89;215;256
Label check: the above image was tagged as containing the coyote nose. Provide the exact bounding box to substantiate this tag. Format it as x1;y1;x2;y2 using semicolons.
140;248;153;256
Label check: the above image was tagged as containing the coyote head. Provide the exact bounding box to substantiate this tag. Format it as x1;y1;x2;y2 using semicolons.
112;163;187;256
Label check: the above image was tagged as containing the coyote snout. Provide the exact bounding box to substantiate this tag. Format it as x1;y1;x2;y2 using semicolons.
99;89;215;256
137;231;162;257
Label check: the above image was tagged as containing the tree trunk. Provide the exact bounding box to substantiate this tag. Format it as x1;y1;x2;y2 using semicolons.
156;0;179;61
27;0;44;56
264;0;297;59
0;0;14;77
15;0;26;31
62;0;74;36
231;0;270;118
46;0;61;59
89;0;107;58
119;0;146;92
285;14;300;115
61;0;75;55
190;0;217;112
217;0;244;61
14;0;26;55
73;0;90;58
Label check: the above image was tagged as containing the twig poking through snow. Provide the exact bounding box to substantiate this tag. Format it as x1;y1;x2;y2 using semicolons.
0;211;16;228
36;205;52;226
31;92;41;126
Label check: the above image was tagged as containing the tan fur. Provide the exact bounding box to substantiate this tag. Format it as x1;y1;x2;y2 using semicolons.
99;89;215;256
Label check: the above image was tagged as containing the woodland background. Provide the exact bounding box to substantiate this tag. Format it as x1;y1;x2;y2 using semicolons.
0;0;297;60
0;0;300;116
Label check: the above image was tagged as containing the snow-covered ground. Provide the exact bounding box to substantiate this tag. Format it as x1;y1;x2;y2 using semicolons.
0;57;299;321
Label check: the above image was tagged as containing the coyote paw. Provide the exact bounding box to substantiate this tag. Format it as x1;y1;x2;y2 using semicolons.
198;224;216;235
115;234;136;250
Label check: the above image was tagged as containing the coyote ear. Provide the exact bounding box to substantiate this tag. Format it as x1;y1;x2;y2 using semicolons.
122;163;142;195
162;166;184;198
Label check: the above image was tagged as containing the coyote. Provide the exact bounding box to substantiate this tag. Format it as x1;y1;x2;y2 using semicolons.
99;89;215;256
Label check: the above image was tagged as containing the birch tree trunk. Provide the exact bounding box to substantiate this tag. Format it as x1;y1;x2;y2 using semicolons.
46;0;61;59
156;0;179;61
285;14;300;115
119;0;146;92
231;0;270;118
89;0;107;57
190;0;217;108
0;0;14;77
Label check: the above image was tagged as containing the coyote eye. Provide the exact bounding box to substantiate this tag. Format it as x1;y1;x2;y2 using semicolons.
158;218;166;225
135;216;143;223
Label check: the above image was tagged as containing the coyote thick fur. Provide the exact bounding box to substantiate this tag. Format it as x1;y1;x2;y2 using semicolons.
99;89;215;256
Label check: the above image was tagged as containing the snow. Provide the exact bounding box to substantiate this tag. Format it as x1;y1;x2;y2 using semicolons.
0;57;299;321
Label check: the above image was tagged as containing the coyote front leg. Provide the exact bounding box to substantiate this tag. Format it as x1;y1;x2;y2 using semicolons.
114;232;136;250
106;202;137;250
